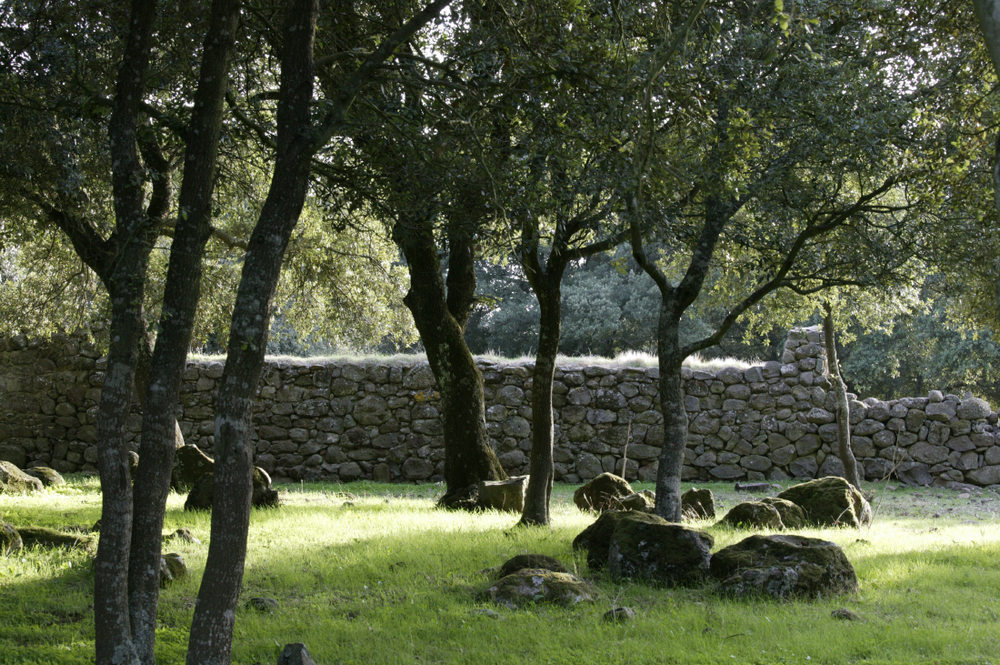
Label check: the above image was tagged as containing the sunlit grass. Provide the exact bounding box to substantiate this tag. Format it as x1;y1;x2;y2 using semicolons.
188;349;756;372
2;479;999;664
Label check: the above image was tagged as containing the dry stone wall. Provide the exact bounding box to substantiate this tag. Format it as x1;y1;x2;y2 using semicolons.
3;328;1000;487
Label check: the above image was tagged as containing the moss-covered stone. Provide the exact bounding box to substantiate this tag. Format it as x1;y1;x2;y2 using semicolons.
618;490;656;512
0;461;43;494
607;516;714;586
183;467;278;511
759;497;807;529
479;569;596;609
573;510;666;570
778;477;872;528
720;501;784;529
171;445;215;492
1;522;22;555
682;488;716;520
573;473;633;512
710;534;858;599
24;466;65;487
16;526;94;551
478;476;527;512
160;552;188;587
497;554;568;578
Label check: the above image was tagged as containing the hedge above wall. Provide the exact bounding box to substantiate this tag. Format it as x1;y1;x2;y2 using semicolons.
2;327;1000;487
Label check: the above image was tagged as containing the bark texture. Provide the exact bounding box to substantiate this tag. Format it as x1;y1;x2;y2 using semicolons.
129;1;242;660
394;219;506;498
823;304;862;491
186;2;317;661
95;1;159;662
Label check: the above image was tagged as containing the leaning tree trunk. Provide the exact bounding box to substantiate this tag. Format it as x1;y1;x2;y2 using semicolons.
653;302;688;522
394;218;506;500
186;2;317;660
823;304;862;491
520;281;560;526
128;1;242;660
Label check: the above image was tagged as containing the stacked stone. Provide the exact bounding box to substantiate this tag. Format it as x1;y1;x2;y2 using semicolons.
4;327;1000;487
0;330;103;474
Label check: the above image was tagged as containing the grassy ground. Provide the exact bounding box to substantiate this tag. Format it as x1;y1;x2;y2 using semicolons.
2;478;999;665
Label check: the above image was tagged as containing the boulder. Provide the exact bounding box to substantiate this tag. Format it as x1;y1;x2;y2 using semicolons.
607;515;714;586
171;445;215;492
603;607;637;623
573;510;651;570
24;466;65;487
710;534;859;599
573;473;633;512
758;497;808;529
0;461;44;494
777;477;872;528
247;597;280;613
184;467;278;511
479;569;596;609
16;526;93;551
164;527;201;544
681;487;716;520
277;643;317;665
719;501;784;530
497;554;568;578
618;490;656;512
159;552;188;587
1;522;22;555
478;476;527;512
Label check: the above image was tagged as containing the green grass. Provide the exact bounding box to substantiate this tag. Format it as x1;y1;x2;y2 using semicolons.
2;479;999;664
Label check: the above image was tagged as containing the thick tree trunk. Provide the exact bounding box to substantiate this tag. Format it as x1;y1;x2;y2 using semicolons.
186;2;317;661
520;282;560;526
128;2;242;661
653;302;687;522
823;304;862;491
95;1;158;662
394;219;506;498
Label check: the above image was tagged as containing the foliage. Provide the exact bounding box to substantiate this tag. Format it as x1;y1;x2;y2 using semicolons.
2;478;1000;664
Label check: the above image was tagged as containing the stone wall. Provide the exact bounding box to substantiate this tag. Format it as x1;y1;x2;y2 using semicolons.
2;328;1000;487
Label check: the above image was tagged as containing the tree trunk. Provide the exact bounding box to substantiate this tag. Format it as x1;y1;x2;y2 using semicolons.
95;0;158;661
971;2;1000;312
823;304;862;491
520;280;560;526
654;300;687;522
128;1;242;660
186;1;317;660
394;217;506;499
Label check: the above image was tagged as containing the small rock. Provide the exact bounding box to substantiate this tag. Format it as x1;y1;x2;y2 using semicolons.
1;522;22;554
160;553;187;587
831;608;862;621
603;607;636;623
681;487;716;520
478;476;527;512
497;554;568;578
573;473;633;512
277;642;316;665
734;482;772;493
24;467;65;487
470;608;504;619
479;569;596;609
247;597;280;613
165;527;201;544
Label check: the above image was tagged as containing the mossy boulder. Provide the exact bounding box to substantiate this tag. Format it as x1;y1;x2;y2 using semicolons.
159;552;188;587
720;501;785;530
710;534;859;599
24;466;65;487
618;490;656;512
479;569;596;609
682;487;716;520
16;526;94;551
778;477;872;528
171;445;215;492
1;522;22;555
574;510;657;570
573;473;633;512
0;461;43;494
497;554;568;578
759;497;808;529
184;467;278;511
607;514;714;586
